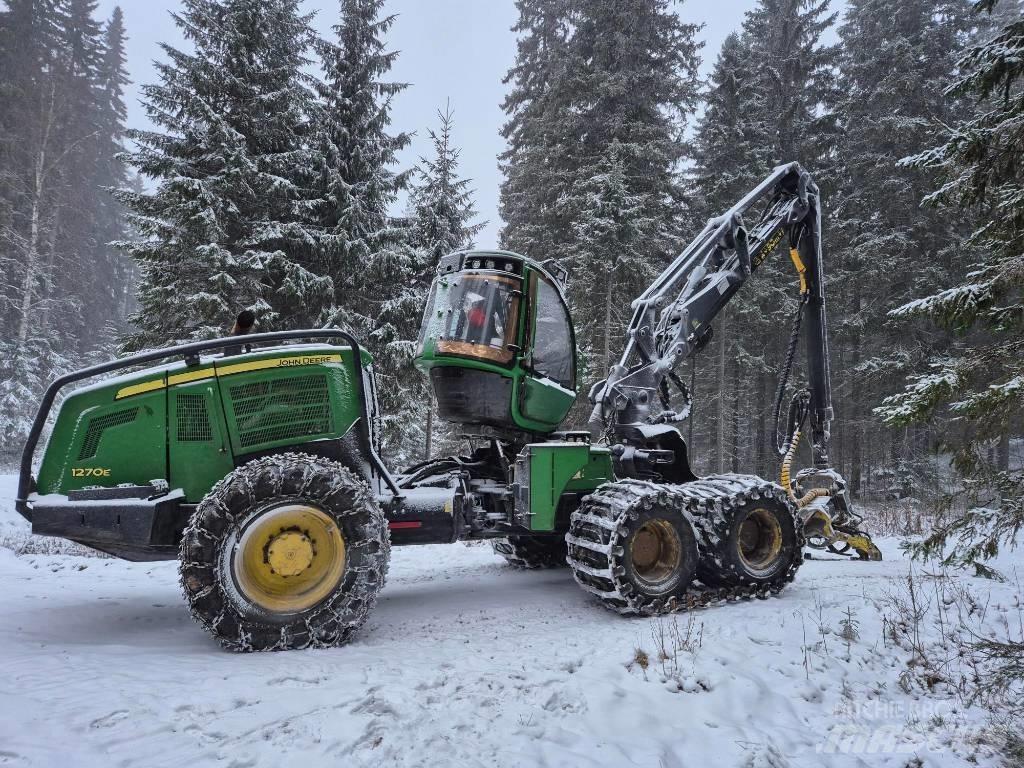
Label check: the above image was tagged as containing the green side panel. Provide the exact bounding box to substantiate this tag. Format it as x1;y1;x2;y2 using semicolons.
168;380;234;501
35;344;371;501
518;375;575;426
36;381;167;495
564;447;614;493
217;350;363;457
524;442;609;532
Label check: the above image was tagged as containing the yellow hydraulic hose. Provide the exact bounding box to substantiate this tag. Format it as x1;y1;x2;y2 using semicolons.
779;428;830;508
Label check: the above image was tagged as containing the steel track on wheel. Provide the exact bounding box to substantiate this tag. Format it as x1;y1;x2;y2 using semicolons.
566;474;804;616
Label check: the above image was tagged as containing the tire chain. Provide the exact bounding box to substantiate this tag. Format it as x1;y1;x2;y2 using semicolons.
566;474;805;616
492;536;568;569
179;452;390;652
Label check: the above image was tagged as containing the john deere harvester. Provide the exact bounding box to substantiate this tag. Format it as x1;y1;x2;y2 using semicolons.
15;163;879;651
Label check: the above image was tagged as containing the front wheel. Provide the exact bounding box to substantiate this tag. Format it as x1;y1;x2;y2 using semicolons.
567;481;700;615
179;453;390;652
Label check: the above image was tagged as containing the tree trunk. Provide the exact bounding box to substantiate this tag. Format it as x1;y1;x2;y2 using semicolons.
17;153;46;345
755;373;767;477
424;401;433;460
716;315;727;473
603;267;614;375
687;356;696;458
849;287;862;497
39;200;61;336
730;359;740;473
17;81;58;346
996;433;1010;472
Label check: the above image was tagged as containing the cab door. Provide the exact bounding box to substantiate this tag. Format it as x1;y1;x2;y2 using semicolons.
519;271;577;427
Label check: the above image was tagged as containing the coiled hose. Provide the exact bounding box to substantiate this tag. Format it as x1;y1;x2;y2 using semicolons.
779;423;832;508
772;297;830;508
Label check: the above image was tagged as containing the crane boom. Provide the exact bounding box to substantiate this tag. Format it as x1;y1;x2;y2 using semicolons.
589;162;834;468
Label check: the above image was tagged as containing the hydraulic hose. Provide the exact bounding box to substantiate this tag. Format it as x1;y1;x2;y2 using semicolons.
779;423;831;508
773;296;809;457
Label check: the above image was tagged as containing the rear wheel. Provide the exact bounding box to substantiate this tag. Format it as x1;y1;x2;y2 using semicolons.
696;494;799;589
492;535;567;568
179;452;389;651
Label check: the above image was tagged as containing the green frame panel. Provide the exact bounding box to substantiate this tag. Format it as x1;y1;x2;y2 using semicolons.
520;442;614;532
36;385;167;495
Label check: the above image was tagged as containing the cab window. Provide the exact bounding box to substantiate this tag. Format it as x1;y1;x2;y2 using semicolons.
529;275;575;389
427;273;521;365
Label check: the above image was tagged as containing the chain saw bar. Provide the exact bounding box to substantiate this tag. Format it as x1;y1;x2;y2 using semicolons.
589;162;834;467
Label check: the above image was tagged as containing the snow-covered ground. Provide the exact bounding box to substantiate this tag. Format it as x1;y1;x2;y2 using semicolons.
0;474;1018;768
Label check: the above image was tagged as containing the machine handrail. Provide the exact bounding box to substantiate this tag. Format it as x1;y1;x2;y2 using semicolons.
16;329;401;518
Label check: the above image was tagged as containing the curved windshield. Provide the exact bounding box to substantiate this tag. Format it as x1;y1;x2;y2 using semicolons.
420;272;521;365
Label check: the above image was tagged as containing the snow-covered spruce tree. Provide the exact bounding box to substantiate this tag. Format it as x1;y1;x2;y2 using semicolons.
0;0;130;456
877;0;1024;572
689;33;771;227
567;140;668;386
311;0;415;462
499;0;576;259
503;0;702;420
50;0;107;338
561;0;702;334
686;32;771;473
118;0;328;349
408;103;485;458
91;6;133;337
740;0;839;168
685;1;838;477
829;0;974;497
410;103;484;277
0;0;62;345
741;0;840;479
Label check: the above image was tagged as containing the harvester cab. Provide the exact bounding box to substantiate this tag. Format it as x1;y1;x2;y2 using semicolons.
414;250;577;436
15;163;881;653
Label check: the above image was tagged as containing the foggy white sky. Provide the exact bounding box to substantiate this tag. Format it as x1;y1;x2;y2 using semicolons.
96;0;844;248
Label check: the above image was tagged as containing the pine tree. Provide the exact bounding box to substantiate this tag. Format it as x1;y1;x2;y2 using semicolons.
0;0;65;349
0;0;106;455
410;103;484;274
740;0;839;167
562;0;703;292
829;0;974;496
501;0;702;418
689;33;770;225
44;0;105;337
567;140;668;382
118;0;325;349
686;32;770;473
878;0;1024;571
92;6;132;337
685;1;838;476
312;0;414;460
408;103;485;458
498;0;573;259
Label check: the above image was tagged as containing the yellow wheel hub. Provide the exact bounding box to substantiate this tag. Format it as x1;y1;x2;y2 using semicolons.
737;508;783;574
630;519;682;587
266;530;315;577
232;504;346;614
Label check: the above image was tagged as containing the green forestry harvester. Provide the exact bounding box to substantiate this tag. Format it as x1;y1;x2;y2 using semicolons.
15;164;880;651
